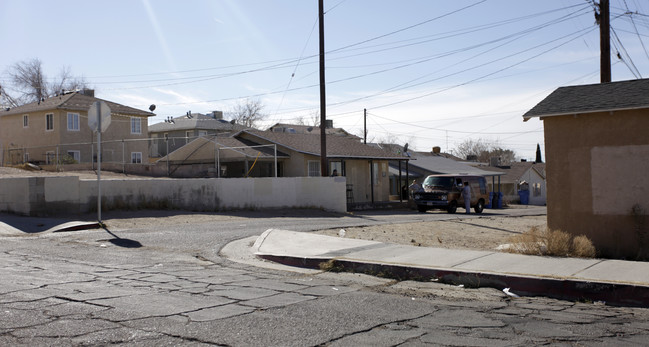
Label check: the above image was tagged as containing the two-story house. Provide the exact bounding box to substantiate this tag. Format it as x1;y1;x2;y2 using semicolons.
148;111;248;158
0;90;154;167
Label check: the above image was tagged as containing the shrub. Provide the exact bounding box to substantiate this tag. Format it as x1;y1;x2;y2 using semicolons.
545;229;572;256
506;227;596;258
572;235;596;258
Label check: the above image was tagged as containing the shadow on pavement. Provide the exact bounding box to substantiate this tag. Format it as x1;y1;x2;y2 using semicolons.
102;227;143;248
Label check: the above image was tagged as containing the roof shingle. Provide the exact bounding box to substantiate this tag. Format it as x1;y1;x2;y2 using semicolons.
0;92;154;117
239;129;407;159
523;78;649;120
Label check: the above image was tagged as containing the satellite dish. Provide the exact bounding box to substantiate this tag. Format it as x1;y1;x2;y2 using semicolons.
149;104;156;112
402;143;411;157
230;119;236;125
307;127;313;132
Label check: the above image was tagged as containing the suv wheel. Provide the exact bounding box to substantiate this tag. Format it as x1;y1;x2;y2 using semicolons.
474;199;484;214
447;201;457;214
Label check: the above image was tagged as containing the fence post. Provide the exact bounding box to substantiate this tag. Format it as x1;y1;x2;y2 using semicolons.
122;139;125;174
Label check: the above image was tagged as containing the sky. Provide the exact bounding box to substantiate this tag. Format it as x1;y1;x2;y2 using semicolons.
2;0;649;160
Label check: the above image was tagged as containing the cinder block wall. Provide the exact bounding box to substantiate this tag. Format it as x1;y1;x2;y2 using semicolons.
0;176;347;216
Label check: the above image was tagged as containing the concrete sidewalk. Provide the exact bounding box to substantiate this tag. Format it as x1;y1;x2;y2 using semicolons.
0;213;100;236
253;229;649;307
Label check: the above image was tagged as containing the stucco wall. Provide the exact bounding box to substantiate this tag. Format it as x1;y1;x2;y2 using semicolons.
0;176;347;216
542;109;649;258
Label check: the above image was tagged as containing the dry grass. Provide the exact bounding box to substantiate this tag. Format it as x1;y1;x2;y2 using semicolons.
507;226;596;258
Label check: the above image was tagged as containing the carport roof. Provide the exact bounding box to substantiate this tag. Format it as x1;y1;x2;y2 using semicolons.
407;155;504;176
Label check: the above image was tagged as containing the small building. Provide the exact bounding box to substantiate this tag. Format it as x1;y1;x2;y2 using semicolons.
487;161;546;206
524;78;649;259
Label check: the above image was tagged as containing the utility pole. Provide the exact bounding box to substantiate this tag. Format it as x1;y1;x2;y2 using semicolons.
319;0;328;176
363;108;367;144
599;0;611;83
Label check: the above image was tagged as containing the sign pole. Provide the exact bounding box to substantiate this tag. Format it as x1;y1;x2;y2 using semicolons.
97;102;102;224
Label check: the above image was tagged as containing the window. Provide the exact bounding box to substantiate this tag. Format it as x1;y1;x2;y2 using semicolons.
198;130;208;136
131;152;142;164
67;113;79;131
330;161;342;176
23;152;29;163
533;183;542;197
45;151;55;164
67;150;80;163
131;117;141;134
186;130;193;144
308;160;320;177
46;113;54;131
23;114;29;128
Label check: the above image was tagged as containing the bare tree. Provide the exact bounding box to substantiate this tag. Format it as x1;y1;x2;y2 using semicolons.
4;58;87;105
230;98;267;128
295;110;320;126
453;138;516;164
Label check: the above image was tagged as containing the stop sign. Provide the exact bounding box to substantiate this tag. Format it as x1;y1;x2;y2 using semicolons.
88;101;111;132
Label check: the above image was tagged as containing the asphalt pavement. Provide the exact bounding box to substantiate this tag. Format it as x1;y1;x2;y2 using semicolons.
3;208;649;307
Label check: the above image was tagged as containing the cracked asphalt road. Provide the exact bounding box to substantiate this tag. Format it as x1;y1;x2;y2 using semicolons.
1;209;649;346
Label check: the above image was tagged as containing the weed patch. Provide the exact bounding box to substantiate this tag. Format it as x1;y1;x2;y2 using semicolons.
506;227;596;258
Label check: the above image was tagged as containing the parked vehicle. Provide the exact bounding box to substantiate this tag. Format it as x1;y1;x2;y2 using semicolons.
413;174;488;214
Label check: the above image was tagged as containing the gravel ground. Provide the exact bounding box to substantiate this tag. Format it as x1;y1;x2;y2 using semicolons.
313;214;547;252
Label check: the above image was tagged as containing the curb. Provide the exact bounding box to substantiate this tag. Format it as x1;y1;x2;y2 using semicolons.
257;253;649;307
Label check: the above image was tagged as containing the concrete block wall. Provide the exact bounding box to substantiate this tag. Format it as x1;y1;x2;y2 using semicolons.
1;176;347;216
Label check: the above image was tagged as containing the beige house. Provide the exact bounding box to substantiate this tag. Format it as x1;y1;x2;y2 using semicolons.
237;130;408;204
158;129;408;204
524;79;649;259
0;90;154;167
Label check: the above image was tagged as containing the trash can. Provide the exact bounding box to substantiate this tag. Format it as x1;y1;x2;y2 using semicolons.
518;190;529;205
486;192;494;208
497;192;504;209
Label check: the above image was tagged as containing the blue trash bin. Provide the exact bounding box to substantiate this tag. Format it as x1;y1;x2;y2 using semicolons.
486;192;493;208
518;190;529;205
497;192;504;209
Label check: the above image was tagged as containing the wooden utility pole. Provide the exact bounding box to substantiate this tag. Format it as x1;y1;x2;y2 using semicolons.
363;108;367;144
319;0;328;176
599;0;611;83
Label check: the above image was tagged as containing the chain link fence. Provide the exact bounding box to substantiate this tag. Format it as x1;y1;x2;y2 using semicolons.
1;135;279;178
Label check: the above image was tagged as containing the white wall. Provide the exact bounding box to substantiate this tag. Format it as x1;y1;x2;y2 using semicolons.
1;176;347;216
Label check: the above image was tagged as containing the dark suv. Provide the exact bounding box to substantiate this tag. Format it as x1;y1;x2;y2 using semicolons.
413;174;488;214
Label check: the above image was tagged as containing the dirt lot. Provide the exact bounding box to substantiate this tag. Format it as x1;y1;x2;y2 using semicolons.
1;166;546;252
314;214;547;252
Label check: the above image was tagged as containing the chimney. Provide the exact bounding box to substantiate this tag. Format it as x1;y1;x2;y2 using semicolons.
80;89;95;97
211;111;223;120
325;119;333;128
432;146;441;154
